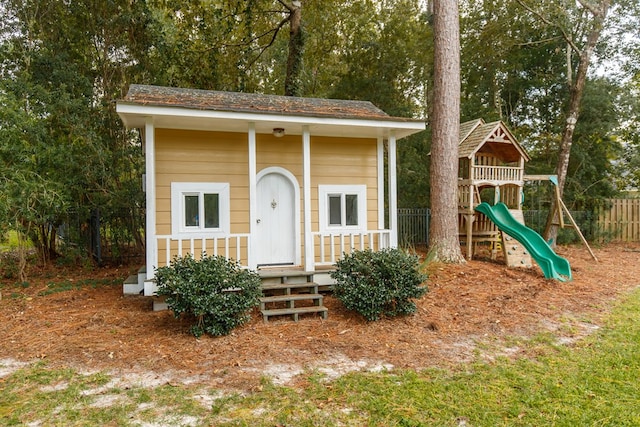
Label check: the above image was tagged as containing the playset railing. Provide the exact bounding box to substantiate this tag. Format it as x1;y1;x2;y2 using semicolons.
471;165;523;182
458;165;524;209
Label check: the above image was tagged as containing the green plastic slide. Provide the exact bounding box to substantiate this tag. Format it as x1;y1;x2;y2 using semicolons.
475;202;572;281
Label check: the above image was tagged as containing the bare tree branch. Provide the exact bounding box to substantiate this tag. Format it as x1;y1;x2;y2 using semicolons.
515;36;563;47
218;15;287;49
576;0;600;16
242;15;291;70
515;0;582;54
276;0;294;12
200;1;303;85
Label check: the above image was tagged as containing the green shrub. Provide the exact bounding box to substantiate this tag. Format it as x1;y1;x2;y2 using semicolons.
330;248;428;321
0;252;20;279
155;254;262;337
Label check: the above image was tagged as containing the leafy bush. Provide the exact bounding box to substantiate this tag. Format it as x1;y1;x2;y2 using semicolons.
155;254;262;337
0;251;21;279
330;248;428;321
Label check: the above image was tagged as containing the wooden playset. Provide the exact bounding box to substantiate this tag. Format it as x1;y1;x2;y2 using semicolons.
457;119;532;267
457;119;596;277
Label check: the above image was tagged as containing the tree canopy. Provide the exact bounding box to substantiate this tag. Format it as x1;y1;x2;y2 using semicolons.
1;0;638;263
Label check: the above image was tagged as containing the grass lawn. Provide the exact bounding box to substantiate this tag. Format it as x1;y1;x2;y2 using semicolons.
2;287;640;426
0;231;30;251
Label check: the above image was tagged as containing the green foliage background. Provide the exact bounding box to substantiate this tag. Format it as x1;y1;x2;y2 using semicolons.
1;0;639;262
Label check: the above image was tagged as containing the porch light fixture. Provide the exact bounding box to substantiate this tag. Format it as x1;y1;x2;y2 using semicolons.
273;127;285;137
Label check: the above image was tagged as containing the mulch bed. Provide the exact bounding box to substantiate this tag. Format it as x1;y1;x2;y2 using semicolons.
1;243;639;391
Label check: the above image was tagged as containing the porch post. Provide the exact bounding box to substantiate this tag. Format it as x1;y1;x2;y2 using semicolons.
377;137;385;230
144;118;157;282
303;126;314;271
248;122;258;269
388;131;398;247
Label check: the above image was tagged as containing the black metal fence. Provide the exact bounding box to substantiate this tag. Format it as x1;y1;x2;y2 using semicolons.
398;208;430;248
397;207;598;249
58;208;145;264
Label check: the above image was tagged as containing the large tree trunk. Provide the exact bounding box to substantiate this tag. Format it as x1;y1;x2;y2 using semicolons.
543;1;610;244
284;0;303;97
428;0;465;263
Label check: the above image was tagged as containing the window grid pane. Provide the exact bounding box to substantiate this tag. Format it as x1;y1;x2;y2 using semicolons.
345;194;358;226
328;195;342;226
203;193;220;228
184;195;199;227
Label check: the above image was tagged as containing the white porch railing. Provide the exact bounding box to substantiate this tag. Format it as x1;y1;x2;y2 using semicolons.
472;165;523;182
156;234;251;268
155;230;391;270
311;230;391;267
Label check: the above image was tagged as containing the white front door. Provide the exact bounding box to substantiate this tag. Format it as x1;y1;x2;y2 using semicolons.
256;171;297;266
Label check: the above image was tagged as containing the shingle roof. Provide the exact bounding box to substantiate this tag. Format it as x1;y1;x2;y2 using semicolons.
459;118;483;145
458;119;529;162
459;121;502;158
123;84;417;122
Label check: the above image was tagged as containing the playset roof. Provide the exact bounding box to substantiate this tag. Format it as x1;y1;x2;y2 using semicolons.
459;119;530;163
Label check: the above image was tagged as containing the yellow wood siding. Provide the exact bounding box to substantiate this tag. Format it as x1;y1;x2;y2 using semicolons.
310;136;379;231
155;129;249;264
309;137;380;265
154;129;380;267
256;134;303;178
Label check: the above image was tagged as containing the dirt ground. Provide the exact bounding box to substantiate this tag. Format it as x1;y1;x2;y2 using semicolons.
1;243;639;391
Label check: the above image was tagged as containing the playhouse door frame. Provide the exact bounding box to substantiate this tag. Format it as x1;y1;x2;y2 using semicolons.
255;167;301;267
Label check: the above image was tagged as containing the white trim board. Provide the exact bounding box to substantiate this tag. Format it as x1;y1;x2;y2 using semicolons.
117;103;425;139
317;185;368;234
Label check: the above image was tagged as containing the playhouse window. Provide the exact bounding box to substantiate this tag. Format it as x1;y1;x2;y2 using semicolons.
319;185;367;232
171;182;229;236
183;193;219;229
328;194;359;226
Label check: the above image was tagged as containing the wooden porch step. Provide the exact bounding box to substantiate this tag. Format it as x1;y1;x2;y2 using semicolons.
261;282;319;294
123;274;143;295
261;305;328;322
258;269;314;278
259;273;329;322
260;287;327;322
258;269;313;283
260;293;323;309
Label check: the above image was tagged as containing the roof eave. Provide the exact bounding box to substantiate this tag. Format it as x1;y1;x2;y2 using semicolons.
116;102;426;140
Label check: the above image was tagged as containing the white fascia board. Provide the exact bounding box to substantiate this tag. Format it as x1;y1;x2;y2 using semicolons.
116;102;425;139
